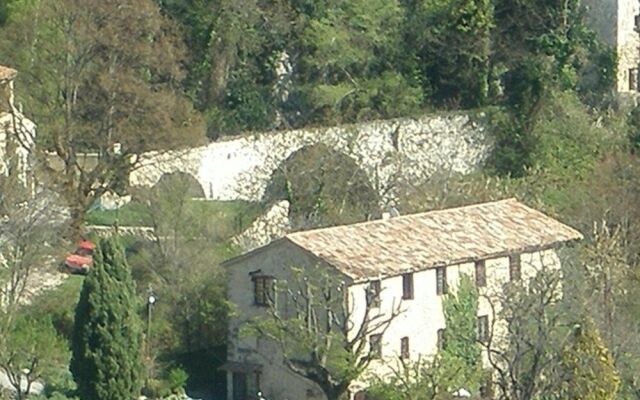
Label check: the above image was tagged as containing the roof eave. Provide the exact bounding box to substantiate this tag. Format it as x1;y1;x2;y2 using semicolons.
220;238;287;268
348;236;581;285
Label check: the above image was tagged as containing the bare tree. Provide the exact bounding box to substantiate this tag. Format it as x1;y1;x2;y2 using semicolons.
480;268;568;400
0;171;68;400
248;264;402;400
0;0;206;238
366;355;449;400
0;174;65;327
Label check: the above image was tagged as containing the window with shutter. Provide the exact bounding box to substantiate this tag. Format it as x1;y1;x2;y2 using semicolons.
253;275;274;306
478;315;489;343
509;255;521;281
437;328;446;351
370;334;382;359
401;337;410;359
368;280;381;307
402;273;414;299
436;267;447;295
475;260;486;287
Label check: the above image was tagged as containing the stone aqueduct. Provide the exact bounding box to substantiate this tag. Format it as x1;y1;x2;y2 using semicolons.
129;113;492;204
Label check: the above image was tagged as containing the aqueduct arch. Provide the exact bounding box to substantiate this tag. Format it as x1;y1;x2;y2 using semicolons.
129;113;491;204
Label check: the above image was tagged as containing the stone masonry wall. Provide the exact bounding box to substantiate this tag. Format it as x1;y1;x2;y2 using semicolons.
583;0;640;93
130;112;492;204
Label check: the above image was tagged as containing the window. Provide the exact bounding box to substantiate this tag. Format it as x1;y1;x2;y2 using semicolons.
437;328;446;351
401;337;410;359
509;254;521;282
630;68;639;91
475;260;487;287
478;315;489;343
253;275;274;306
402;273;414;299
369;334;382;359
368;280;381;308
436;267;447;295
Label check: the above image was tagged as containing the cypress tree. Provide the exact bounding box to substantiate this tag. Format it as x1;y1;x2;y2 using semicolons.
71;237;144;400
561;318;620;400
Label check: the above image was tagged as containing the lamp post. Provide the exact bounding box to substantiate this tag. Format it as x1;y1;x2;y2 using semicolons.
147;286;156;343
144;285;156;389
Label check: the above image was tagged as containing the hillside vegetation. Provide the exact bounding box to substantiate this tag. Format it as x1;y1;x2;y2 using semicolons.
2;0;640;399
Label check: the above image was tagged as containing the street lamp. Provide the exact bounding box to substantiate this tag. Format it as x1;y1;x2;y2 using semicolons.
144;285;157;390
147;286;156;342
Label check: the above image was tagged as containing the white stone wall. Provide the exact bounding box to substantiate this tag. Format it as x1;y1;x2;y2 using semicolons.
130;113;491;204
232;200;291;251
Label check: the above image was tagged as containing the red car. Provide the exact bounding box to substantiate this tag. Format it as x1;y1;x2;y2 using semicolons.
63;240;95;275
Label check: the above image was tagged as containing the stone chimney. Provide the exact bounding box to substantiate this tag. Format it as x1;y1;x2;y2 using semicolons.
0;65;17;114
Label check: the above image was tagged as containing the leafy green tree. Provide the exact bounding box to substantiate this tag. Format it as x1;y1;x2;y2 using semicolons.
157;0;294;136
437;274;483;393
297;0;422;124
489;0;612;177
70;237;144;400
406;0;493;107
493;0;604;91
265;143;380;229
0;0;205;236
560;318;620;400
0;315;69;400
126;174;235;395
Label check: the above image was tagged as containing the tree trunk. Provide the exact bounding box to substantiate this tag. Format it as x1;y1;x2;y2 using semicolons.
68;201;87;241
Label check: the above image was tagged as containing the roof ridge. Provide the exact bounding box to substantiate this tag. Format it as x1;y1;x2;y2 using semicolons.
226;198;582;282
286;197;517;239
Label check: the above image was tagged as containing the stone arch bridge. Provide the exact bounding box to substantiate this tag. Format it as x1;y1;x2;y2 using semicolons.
129;113;492;204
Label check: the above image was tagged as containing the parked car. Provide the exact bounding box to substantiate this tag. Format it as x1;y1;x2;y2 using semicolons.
62;240;95;275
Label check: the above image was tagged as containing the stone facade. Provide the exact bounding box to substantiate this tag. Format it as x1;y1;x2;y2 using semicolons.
223;200;581;400
232;200;292;252
0;66;36;188
583;0;640;93
224;239;563;400
130;113;492;205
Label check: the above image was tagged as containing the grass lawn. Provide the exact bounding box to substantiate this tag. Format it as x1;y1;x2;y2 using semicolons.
85;201;153;226
86;199;264;233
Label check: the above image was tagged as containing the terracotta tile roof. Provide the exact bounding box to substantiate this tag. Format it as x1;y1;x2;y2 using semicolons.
285;199;582;281
0;65;17;81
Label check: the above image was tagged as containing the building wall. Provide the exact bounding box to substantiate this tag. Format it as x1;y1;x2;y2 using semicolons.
0;77;36;187
348;249;561;389
616;0;640;93
226;244;562;400
225;240;349;400
583;0;640;93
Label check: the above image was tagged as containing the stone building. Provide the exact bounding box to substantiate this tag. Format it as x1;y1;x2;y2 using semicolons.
583;0;640;94
0;65;35;187
222;199;582;400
